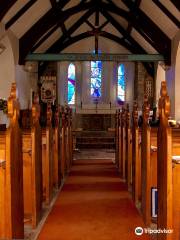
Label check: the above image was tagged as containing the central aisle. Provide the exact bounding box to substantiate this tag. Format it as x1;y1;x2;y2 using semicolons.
38;159;151;240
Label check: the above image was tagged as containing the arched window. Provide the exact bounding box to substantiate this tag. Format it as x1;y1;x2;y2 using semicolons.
117;64;125;104
68;63;75;104
91;60;102;98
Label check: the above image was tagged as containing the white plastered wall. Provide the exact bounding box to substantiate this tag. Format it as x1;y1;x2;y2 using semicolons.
155;64;166;101
165;31;180;119
0;23;38;124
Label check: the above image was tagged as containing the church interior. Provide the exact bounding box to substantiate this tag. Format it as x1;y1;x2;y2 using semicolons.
0;0;180;239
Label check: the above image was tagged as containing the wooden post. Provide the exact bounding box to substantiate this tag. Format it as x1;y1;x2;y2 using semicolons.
69;108;73;167
141;96;151;226
118;110;121;173
115;110;119;167
4;83;24;239
157;81;172;240
120;107;126;179
61;107;65;179
125;104;132;190
22;94;42;228
132;101;141;204
42;103;53;205
53;105;61;188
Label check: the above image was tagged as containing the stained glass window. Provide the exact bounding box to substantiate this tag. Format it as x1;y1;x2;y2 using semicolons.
91;61;102;98
68;63;75;104
117;64;125;104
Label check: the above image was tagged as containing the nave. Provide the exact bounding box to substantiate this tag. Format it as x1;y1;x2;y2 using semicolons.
0;1;180;239
38;157;151;240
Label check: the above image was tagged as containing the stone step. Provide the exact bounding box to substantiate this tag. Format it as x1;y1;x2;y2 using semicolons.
76;137;115;143
76;142;115;149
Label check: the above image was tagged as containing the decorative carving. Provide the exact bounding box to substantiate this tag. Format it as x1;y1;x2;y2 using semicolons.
158;81;170;126
32;93;40;125
7;82;20;122
142;95;150;125
133;101;138;127
46;103;52;127
126;104;130;128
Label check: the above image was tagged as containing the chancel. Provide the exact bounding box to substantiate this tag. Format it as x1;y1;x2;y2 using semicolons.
0;1;179;240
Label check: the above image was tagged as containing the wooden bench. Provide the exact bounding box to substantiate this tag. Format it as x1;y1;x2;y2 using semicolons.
120;107;126;179
115;110;119;167
60;106;66;179
0;83;24;239
132;102;142;205
141;96;157;226
42;103;54;205
20;96;42;228
157;81;180;240
125;104;132;190
53;105;61;188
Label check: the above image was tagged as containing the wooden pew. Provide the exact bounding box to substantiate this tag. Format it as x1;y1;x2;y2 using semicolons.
125;104;132;190
69;108;73;167
53;106;61;188
42;103;54;205
171;129;180;240
117;110;121;173
132;102;142;205
157;81;180;240
0;83;24;239
115;110;119;167
120;107;126;179
20;95;42;228
66;107;70;172
60;106;66;179
64;106;73;173
141;96;157;226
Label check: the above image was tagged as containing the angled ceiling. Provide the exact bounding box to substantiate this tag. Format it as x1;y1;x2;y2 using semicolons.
0;0;179;65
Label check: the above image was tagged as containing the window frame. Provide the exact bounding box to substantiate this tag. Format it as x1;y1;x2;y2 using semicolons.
117;63;126;105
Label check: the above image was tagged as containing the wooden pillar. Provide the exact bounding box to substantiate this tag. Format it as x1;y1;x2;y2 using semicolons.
120;107;126;179
61;107;65;179
53;105;61;188
125;104;132;190
3;83;24;239
157;81;172;240
42;103;53;205
141;96;151;226
132;101;141;204
21;94;42;228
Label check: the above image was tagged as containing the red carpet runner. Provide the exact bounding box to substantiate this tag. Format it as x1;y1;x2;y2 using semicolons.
38;159;151;240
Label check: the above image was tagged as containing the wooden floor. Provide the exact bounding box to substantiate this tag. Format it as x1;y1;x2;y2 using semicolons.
38;156;151;240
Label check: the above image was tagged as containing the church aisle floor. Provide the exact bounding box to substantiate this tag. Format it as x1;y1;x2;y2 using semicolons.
38;159;151;240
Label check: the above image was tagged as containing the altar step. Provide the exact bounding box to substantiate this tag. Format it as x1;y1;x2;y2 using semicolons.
75;131;115;149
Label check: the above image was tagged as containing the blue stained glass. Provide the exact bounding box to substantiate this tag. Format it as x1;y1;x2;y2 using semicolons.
68;63;75;104
91;60;102;98
117;64;125;104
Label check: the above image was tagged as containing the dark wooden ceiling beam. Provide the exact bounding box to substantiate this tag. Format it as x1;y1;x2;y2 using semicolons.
170;0;180;11
102;0;171;63
50;0;69;37
19;1;95;64
98;20;109;31
85;20;95;30
49;29;154;76
152;0;180;27
31;24;59;52
5;0;37;29
99;9;147;54
46;8;95;53
0;0;17;21
126;0;141;34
